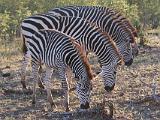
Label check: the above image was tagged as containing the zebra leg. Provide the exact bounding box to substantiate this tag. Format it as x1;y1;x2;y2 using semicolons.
44;66;55;108
38;65;45;89
66;67;73;91
58;68;70;112
21;52;30;89
31;61;39;105
62;80;70;112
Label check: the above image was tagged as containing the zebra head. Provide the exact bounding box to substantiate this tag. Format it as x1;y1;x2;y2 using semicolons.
75;61;94;109
72;41;93;110
117;33;134;66
76;77;91;109
99;61;118;92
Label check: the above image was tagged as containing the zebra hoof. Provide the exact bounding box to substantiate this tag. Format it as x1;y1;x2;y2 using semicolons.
32;100;36;105
80;101;90;109
104;83;115;92
50;102;56;108
65;107;70;112
125;58;133;66
21;81;27;89
38;83;45;89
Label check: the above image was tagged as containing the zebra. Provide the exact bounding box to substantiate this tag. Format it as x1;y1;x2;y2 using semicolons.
26;29;93;111
48;5;139;56
76;6;138;37
21;14;128;92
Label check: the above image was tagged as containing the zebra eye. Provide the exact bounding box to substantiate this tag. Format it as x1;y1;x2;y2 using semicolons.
114;71;117;74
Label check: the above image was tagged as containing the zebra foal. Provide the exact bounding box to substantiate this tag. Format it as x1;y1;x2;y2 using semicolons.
26;29;93;111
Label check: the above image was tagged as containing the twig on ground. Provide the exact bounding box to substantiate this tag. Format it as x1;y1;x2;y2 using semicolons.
2;88;64;96
132;93;160;104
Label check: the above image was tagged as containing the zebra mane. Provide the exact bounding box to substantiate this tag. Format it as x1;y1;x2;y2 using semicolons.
119;20;136;44
69;38;94;81
111;10;138;37
109;14;136;44
39;28;94;80
102;32;124;65
86;21;124;65
22;35;28;54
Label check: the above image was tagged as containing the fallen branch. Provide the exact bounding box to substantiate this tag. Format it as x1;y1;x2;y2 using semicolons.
2;88;64;96
132;94;160;104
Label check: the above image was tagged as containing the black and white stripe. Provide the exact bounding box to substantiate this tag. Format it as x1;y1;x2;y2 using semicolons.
21;14;127;92
28;29;92;110
75;6;138;37
49;6;138;58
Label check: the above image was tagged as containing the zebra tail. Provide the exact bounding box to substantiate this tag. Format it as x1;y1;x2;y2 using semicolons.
22;35;28;54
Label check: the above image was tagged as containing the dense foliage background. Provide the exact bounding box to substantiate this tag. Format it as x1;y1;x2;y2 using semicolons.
0;0;160;41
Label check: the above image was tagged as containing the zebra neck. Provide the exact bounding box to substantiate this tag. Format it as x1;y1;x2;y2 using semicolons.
64;51;84;80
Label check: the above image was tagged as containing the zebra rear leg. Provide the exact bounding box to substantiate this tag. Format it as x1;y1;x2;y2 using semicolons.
38;65;45;89
44;67;56;109
62;82;70;112
58;68;70;112
31;61;39;105
21;53;30;89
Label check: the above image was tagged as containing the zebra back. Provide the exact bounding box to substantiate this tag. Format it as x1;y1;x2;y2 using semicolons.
48;6;135;64
50;6;138;37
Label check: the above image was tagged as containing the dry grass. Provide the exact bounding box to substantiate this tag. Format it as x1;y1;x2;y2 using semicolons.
0;36;160;120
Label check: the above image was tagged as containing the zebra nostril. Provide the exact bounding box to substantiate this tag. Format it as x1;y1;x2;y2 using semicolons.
80;101;90;109
104;83;115;92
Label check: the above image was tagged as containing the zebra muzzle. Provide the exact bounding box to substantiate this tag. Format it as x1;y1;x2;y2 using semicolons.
125;58;133;66
80;101;90;109
104;83;115;92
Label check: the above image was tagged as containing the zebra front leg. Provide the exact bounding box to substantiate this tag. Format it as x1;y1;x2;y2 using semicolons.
62;80;70;112
31;61;39;105
66;67;73;91
44;66;55;108
21;52;30;89
58;68;70;112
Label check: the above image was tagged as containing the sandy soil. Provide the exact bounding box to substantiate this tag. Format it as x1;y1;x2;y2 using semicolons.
0;35;160;120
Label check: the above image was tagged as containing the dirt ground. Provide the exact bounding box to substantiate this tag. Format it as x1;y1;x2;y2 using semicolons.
0;35;160;120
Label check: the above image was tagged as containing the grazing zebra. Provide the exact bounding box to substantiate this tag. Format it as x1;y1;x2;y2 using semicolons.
76;6;138;37
48;6;139;56
26;29;93;111
21;14;127;92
